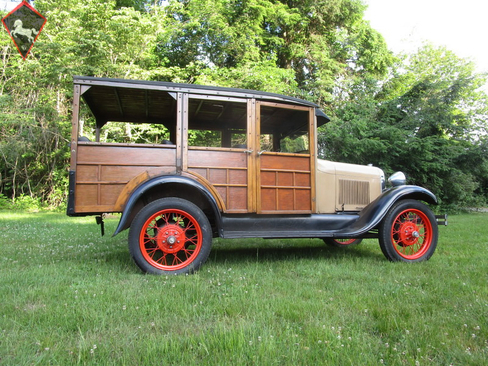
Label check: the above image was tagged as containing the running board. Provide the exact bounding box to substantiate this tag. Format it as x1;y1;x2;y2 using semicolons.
220;213;359;239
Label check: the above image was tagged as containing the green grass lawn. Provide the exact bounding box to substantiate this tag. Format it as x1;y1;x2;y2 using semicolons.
0;211;487;365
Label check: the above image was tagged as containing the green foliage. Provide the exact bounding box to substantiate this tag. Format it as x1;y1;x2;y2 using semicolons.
156;0;392;103
0;0;167;204
0;193;51;211
114;0;155;12
188;129;221;147
0;193;10;209
0;80;70;206
196;60;300;95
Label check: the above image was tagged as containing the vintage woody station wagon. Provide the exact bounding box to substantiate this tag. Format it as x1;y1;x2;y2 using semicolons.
67;76;444;274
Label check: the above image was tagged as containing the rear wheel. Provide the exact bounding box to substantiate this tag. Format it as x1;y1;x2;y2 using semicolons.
323;238;363;247
128;198;212;275
379;199;438;262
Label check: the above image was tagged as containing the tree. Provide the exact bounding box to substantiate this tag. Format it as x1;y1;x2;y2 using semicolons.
0;0;167;205
155;0;393;102
321;44;488;208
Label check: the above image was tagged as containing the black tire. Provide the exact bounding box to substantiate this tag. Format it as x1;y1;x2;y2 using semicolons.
128;198;212;275
379;199;438;262
323;238;363;247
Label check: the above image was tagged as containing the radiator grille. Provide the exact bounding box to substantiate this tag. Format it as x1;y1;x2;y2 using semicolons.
339;179;370;206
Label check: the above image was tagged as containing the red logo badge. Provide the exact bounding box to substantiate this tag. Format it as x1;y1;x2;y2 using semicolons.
2;1;46;59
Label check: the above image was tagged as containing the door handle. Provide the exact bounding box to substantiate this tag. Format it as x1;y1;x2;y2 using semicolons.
243;149;253;154
258;150;267;155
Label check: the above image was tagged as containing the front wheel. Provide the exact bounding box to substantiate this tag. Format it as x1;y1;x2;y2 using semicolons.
379;199;438;262
128;198;212;275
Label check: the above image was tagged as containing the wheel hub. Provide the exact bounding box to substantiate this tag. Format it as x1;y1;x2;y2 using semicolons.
156;224;185;253
398;221;421;246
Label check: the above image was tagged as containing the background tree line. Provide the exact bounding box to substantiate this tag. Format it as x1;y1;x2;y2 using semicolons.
0;0;487;210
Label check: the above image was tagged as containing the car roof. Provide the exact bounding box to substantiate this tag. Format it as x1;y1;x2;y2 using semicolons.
73;76;330;127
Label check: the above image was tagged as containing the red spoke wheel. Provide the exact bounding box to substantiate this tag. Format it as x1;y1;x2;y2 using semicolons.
323;238;363;247
129;198;212;274
379;199;438;262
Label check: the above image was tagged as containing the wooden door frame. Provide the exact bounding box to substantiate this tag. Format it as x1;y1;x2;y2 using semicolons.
254;101;316;214
247;98;257;212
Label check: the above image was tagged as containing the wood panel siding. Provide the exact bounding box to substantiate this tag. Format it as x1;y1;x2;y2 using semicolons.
258;153;312;213
187;148;248;213
74;143;176;213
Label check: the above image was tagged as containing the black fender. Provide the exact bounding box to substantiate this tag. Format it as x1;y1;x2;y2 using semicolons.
336;185;437;237
113;175;222;236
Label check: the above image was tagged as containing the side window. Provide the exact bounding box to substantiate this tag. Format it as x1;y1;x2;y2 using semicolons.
96;122;172;144
80;87;177;145
188;97;248;148
260;104;310;154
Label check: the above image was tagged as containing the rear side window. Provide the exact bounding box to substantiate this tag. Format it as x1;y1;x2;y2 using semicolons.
80;87;177;144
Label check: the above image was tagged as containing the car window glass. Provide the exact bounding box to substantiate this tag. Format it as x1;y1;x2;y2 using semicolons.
259;105;309;154
188;98;247;148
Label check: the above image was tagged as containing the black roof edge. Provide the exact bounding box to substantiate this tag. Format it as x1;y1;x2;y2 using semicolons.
73;75;330;123
315;109;330;124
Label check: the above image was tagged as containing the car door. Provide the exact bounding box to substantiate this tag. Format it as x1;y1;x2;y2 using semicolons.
254;101;316;214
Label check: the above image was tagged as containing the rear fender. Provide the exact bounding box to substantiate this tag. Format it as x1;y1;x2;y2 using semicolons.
339;185;437;236
113;175;222;236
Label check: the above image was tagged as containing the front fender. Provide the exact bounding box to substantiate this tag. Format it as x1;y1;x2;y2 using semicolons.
112;175;222;236
337;185;437;237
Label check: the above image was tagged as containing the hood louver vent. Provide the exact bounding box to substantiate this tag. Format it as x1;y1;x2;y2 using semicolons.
339;179;370;206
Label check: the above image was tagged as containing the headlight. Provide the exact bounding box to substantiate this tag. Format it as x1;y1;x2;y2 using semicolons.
388;171;406;187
